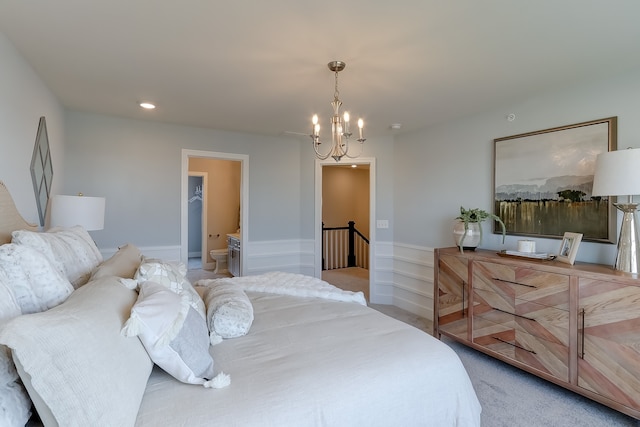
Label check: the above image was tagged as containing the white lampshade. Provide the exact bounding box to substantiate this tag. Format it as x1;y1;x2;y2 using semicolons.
591;147;640;273
592;148;640;197
50;195;106;231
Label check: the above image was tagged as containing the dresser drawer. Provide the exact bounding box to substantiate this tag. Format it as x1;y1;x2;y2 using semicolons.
474;288;569;345
472;316;569;382
473;261;569;309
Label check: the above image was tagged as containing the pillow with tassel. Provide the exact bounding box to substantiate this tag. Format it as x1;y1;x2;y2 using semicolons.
121;280;229;388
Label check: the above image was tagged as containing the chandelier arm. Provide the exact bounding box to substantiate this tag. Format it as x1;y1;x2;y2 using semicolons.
343;139;365;159
310;136;333;160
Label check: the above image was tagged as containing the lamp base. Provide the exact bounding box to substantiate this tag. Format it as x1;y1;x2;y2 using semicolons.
613;203;640;273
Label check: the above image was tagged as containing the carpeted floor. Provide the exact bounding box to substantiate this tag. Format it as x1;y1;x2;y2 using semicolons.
322;267;370;301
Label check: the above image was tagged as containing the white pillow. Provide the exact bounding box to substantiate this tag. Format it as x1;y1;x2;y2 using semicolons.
12;226;103;288
134;260;206;319
0;276;153;427
0;243;73;314
0;269;31;427
90;243;143;280
121;281;229;388
199;281;254;344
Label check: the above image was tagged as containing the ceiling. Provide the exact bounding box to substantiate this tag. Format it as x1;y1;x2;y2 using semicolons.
2;1;640;138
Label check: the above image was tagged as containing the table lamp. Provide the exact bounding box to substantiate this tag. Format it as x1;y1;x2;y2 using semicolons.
591;148;640;273
49;194;106;231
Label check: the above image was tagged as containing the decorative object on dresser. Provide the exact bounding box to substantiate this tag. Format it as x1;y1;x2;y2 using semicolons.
591;147;640;273
556;232;582;265
434;247;640;420
453;206;506;252
494;116;617;243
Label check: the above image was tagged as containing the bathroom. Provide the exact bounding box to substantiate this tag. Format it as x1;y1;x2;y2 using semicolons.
188;157;241;275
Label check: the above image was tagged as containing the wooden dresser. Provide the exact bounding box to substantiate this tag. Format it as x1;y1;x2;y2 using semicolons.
434;247;640;419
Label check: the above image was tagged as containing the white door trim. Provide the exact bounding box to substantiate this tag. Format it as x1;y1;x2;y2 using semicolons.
314;157;376;295
181;149;249;275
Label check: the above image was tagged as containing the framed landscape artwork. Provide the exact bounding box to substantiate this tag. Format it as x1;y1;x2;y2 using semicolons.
493;117;617;243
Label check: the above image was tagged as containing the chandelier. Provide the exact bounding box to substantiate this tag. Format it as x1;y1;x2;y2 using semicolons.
310;61;365;162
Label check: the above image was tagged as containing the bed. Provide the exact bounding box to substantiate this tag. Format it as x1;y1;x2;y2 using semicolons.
0;181;481;426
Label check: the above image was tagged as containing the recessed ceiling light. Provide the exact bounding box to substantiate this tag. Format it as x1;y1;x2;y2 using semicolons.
390;123;402;130
351;164;357;168
139;102;156;110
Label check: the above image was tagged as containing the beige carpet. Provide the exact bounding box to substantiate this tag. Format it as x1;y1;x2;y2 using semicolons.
321;267;370;301
322;267;434;333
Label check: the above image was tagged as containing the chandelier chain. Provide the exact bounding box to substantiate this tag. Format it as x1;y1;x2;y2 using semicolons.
334;70;340;101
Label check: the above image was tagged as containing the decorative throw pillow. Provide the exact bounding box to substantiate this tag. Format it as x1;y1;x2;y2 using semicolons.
0;270;31;427
199;281;254;345
134;260;206;319
121;281;229;388
0;243;74;314
0;276;153;427
90;243;143;280
11;226;103;288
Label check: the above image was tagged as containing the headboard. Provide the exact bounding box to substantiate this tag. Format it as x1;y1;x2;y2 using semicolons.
0;181;38;244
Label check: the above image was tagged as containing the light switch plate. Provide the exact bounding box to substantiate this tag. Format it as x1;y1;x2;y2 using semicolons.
376;220;389;229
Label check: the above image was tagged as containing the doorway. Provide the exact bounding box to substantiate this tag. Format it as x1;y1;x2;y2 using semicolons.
315;157;376;301
181;149;249;274
187;173;208;269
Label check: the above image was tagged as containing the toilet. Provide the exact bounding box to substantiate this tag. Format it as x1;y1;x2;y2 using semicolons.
209;248;228;274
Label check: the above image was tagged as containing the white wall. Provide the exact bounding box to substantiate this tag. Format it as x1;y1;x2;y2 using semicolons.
394;68;640;270
0;32;66;224
63;111;303;249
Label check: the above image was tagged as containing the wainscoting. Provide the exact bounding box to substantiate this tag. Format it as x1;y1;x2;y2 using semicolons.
101;240;436;321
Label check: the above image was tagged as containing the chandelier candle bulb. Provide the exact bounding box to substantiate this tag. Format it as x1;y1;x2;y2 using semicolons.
517;240;536;253
358;119;364;139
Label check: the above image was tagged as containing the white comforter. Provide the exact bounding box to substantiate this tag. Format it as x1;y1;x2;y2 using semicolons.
135;291;481;426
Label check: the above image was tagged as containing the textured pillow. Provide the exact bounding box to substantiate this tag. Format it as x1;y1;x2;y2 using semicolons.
11;226;103;288
0;277;153;427
121;281;229;388
90;243;143;280
134;260;206;319
200;281;254;345
0;269;31;427
0;243;73;314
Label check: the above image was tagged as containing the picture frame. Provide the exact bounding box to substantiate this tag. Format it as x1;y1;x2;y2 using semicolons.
494;117;617;243
557;232;583;265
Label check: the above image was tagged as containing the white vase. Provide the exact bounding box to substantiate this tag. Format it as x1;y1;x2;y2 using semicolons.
453;221;482;250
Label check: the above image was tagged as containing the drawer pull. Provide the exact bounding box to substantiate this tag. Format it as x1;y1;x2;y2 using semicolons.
494;278;537;288
492;336;537;354
493;307;537;322
579;308;585;359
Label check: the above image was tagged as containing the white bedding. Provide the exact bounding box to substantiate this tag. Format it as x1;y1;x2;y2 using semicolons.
135;292;481;426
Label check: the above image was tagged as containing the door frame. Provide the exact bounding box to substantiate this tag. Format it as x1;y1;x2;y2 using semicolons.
314;157;376;295
181;149;249;274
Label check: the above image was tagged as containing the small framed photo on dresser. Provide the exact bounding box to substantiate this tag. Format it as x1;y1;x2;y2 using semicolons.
557;232;583;265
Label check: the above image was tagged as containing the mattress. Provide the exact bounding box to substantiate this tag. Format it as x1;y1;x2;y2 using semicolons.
135;292;481;426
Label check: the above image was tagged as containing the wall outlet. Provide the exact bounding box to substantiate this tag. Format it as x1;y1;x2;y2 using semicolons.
376;220;389;229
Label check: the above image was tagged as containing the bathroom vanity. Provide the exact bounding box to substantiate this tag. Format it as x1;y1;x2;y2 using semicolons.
227;233;241;276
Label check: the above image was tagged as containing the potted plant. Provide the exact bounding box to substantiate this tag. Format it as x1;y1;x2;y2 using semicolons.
453;206;506;252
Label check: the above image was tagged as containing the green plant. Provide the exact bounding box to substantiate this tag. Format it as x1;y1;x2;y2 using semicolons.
455;206;506;252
